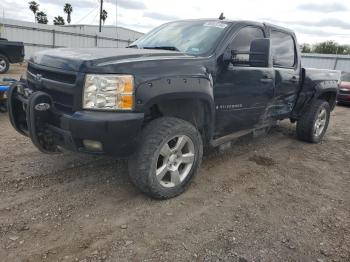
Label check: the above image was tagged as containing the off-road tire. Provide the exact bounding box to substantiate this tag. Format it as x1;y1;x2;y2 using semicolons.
296;99;330;143
128;117;203;199
0;54;10;74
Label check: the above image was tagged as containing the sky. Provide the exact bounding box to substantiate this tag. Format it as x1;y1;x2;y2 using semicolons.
0;0;350;45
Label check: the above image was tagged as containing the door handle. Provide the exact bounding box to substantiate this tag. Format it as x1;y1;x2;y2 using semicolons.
289;76;299;83
260;78;273;84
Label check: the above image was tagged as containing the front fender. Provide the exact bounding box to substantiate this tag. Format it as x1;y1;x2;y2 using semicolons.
135;75;214;110
134;75;215;138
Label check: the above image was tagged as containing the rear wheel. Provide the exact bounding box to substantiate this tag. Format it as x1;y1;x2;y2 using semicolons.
296;100;330;143
0;54;9;74
128;117;203;199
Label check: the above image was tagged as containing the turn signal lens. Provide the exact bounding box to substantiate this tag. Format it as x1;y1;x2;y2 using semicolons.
120;95;133;110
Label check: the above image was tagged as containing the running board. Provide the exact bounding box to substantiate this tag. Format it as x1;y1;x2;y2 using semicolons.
210;123;274;147
210;129;253;147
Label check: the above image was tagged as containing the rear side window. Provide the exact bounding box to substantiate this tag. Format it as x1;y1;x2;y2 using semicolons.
270;30;296;68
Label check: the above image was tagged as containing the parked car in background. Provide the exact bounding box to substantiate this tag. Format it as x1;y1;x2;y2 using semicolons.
0;38;25;73
338;72;350;105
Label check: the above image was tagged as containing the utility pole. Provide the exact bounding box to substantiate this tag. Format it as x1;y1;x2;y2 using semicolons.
115;0;118;47
99;0;103;32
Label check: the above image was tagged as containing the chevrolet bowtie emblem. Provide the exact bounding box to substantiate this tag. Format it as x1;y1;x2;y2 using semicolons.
34;103;50;111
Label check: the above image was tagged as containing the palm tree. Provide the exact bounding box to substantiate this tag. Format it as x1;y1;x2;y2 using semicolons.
28;1;39;23
101;10;108;25
53;16;65;25
63;3;73;24
36;11;48;24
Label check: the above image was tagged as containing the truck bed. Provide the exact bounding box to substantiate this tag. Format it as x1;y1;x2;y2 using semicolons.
303;67;341;86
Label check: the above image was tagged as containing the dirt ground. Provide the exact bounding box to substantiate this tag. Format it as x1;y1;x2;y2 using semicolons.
0;65;349;262
0;63;27;81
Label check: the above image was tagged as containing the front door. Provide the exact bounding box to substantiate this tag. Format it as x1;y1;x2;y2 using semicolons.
214;26;275;137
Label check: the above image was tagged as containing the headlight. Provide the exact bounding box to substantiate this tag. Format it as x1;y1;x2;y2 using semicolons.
83;74;134;110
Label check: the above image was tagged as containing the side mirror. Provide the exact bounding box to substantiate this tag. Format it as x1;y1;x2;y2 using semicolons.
249;38;271;67
224;38;271;67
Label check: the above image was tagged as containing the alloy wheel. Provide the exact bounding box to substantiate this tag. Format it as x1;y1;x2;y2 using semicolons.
314;108;327;137
156;135;195;188
0;59;6;72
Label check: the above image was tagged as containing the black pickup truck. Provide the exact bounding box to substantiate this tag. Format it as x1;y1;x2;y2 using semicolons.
0;38;25;73
8;19;340;199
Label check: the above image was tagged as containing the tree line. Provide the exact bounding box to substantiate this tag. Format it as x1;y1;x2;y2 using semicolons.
301;41;350;55
28;1;108;26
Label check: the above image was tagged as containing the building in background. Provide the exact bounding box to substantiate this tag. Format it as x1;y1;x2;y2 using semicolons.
0;18;144;59
301;53;350;72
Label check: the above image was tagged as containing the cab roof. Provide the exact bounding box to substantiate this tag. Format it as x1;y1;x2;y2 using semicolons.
170;18;295;35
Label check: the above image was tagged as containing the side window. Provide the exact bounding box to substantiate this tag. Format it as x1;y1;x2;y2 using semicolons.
230;26;264;65
231;26;265;52
270;30;296;68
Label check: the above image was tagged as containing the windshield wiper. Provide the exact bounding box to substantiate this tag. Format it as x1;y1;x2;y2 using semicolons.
127;44;139;48
143;46;180;51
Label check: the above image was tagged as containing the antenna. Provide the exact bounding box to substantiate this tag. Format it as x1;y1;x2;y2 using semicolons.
116;0;118;47
0;9;4;38
219;13;225;20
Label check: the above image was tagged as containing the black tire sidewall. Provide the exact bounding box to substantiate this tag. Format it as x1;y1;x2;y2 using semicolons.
129;117;203;199
296;100;331;143
148;126;202;197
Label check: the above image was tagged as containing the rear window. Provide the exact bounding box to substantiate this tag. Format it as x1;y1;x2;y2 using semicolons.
271;30;296;68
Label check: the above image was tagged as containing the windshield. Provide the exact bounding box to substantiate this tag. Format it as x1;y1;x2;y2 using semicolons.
341;72;350;82
131;20;231;56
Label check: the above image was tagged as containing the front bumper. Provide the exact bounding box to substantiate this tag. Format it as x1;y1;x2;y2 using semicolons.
8;82;144;157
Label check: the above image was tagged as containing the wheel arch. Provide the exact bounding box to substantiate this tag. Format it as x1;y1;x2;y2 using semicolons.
316;89;338;111
136;75;215;144
143;95;215;144
292;80;338;119
0;50;8;56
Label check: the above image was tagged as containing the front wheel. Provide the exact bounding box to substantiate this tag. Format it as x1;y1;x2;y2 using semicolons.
296;100;330;143
128;117;203;199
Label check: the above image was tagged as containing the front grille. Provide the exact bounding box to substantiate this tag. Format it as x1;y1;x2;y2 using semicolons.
27;63;79;113
27;64;76;84
42;88;74;112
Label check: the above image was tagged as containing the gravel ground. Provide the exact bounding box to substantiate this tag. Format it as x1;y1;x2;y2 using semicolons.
0;63;27;81
0;65;349;262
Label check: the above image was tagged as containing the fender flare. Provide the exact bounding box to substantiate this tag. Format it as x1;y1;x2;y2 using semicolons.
135;75;216;139
312;80;338;110
292;80;338;119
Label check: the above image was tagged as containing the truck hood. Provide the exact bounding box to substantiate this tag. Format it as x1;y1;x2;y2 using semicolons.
30;48;195;72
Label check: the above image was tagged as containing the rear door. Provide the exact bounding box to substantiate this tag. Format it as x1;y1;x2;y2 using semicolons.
269;29;300;117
